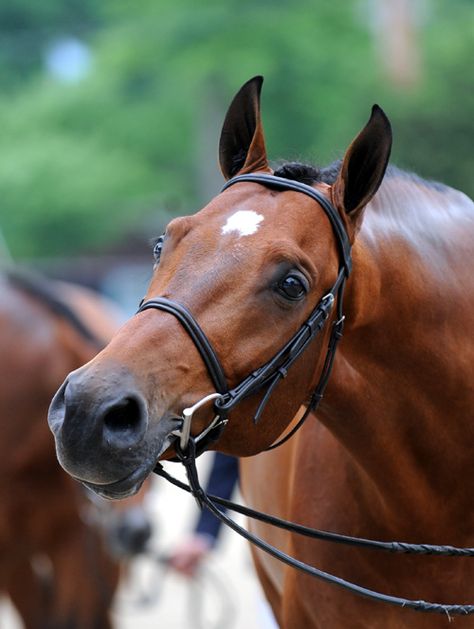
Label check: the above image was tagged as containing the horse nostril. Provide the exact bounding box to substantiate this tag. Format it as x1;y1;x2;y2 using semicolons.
102;396;146;444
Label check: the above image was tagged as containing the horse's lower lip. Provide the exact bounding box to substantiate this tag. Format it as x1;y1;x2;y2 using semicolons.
77;434;176;499
80;465;149;500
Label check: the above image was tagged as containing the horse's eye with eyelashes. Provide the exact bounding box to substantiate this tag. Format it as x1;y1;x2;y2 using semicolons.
153;235;165;264
277;272;309;301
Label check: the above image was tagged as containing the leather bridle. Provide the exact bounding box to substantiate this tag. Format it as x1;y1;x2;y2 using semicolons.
138;173;349;455
139;173;474;616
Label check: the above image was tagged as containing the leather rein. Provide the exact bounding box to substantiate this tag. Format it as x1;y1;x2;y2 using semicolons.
139;173;474;616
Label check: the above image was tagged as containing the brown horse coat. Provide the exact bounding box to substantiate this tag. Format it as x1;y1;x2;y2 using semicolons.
0;271;123;628
48;77;474;628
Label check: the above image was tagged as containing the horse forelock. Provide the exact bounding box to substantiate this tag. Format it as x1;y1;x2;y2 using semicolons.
273;160;341;186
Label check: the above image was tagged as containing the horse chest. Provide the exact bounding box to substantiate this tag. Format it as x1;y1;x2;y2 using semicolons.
240;448;294;600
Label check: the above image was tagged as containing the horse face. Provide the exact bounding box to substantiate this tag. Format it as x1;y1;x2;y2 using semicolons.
48;77;391;498
48;182;338;498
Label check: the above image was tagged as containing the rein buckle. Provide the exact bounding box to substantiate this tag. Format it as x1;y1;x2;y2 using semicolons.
171;392;224;450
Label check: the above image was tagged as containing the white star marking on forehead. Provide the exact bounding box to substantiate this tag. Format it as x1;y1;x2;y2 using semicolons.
221;210;264;237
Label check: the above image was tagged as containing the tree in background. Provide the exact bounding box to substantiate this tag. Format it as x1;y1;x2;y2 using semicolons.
0;0;472;259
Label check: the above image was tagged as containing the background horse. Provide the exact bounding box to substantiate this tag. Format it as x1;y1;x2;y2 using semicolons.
0;269;152;628
48;77;474;628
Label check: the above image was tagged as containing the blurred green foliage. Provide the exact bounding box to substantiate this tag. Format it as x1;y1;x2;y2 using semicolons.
0;0;472;258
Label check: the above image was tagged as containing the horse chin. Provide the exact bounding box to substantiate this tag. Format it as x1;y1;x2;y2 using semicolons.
81;468;148;500
76;434;175;500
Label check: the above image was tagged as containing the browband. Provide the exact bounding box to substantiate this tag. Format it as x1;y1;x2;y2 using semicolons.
222;173;352;276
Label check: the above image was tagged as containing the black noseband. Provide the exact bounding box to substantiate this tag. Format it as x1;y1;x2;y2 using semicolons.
137;298;228;395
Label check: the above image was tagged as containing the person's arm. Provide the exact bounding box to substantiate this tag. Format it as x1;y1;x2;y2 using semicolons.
168;453;239;576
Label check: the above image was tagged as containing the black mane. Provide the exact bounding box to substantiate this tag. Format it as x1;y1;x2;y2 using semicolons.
273;160;451;194
6;268;103;348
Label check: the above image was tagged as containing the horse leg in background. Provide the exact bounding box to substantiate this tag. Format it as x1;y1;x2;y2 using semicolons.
9;522;119;629
47;522;118;629
6;557;52;629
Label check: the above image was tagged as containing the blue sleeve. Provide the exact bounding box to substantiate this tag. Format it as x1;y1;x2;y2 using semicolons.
194;452;239;542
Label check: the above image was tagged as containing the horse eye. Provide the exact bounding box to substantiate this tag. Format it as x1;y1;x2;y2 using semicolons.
153;236;165;264
277;273;308;301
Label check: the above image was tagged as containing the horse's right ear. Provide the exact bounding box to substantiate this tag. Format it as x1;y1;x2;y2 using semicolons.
219;76;270;180
332;105;392;235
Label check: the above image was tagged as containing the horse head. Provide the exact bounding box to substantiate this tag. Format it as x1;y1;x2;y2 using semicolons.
48;77;391;499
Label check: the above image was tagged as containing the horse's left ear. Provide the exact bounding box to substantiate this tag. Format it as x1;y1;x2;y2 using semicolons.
332;105;392;232
219;76;270;180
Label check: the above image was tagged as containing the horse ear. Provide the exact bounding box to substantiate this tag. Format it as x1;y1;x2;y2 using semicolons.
332;105;392;230
219;76;270;180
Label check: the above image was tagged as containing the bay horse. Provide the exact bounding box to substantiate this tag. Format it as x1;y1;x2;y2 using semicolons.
48;77;474;628
0;269;151;628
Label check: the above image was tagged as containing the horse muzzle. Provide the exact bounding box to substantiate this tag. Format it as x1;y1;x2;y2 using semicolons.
48;365;157;493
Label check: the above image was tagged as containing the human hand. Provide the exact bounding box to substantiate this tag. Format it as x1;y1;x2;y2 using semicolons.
168;534;213;577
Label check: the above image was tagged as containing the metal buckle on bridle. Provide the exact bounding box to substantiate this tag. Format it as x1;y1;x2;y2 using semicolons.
170;392;225;451
320;292;335;313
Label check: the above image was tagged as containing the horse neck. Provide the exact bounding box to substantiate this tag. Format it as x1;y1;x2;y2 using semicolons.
318;180;474;532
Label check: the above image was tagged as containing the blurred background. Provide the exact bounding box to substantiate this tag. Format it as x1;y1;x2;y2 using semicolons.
0;0;472;302
0;0;472;627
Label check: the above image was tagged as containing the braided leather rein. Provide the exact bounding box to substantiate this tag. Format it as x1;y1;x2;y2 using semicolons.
143;173;474;615
155;441;474;616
